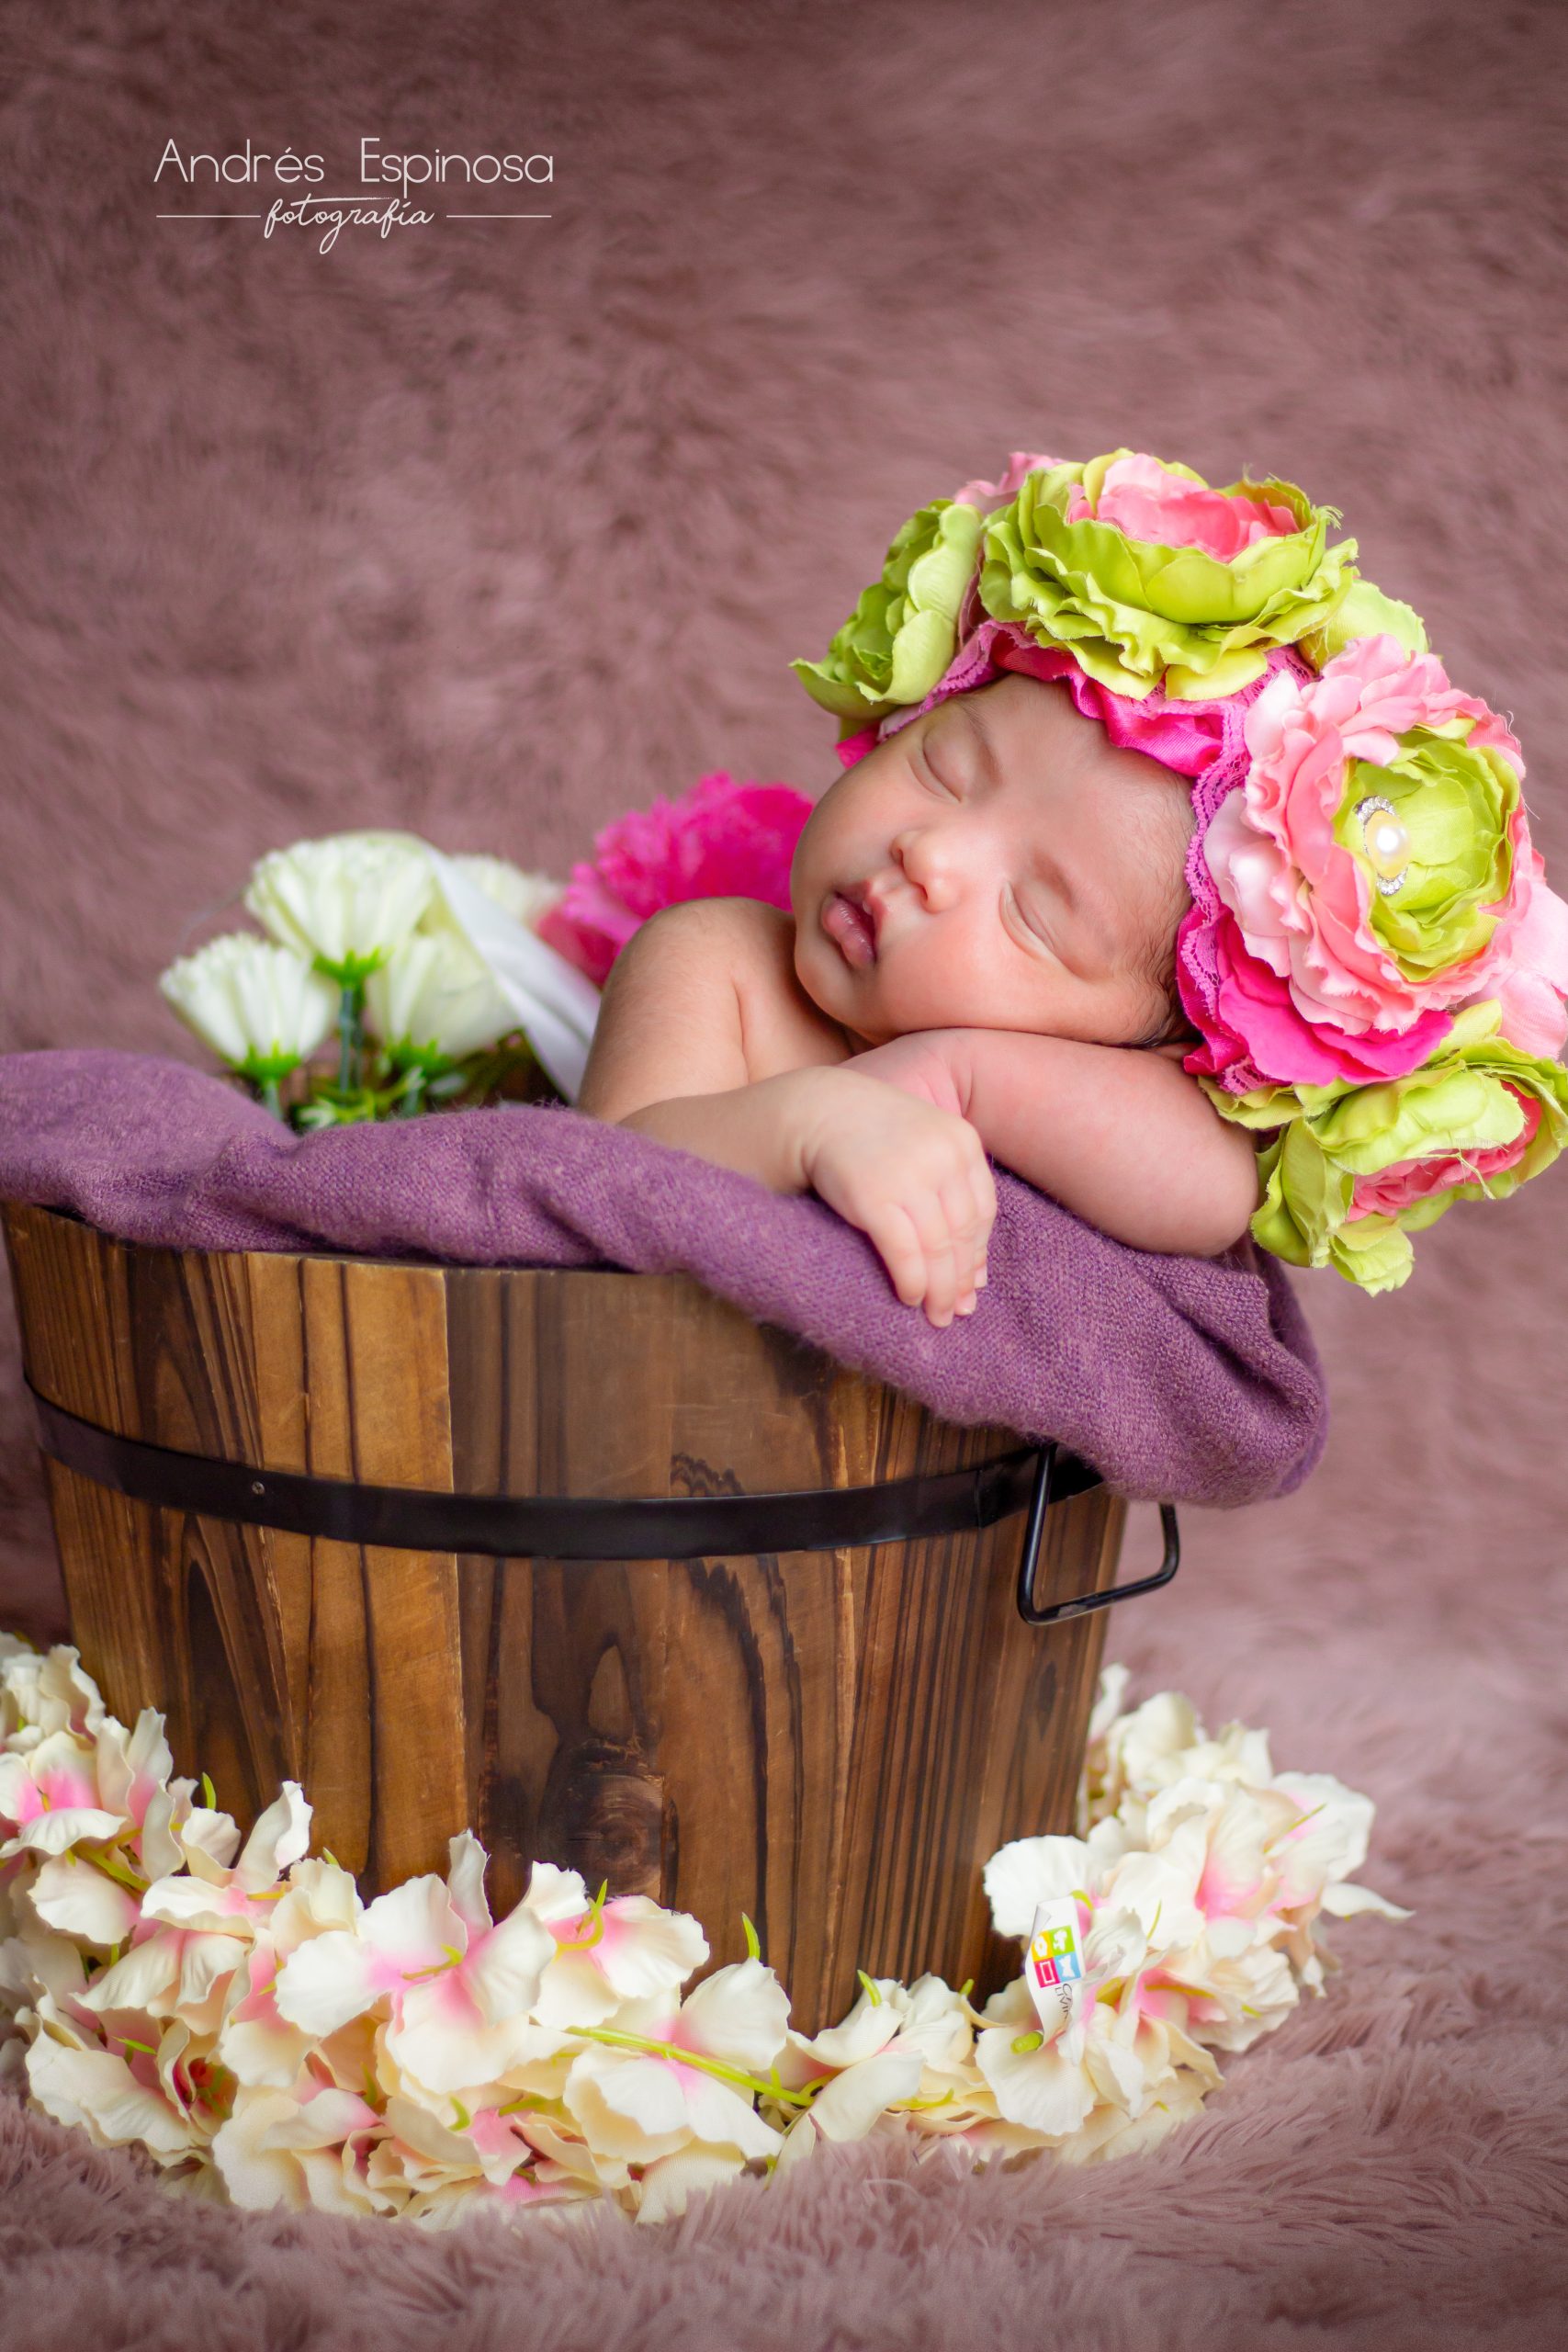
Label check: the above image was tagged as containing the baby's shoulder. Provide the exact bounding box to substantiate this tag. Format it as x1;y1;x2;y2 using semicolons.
644;893;851;1077
630;893;795;972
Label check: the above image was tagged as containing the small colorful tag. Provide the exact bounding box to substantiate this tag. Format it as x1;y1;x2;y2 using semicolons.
1025;1897;1085;2032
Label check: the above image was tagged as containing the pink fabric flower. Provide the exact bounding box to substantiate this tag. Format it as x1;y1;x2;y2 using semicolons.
1347;1089;1543;1221
1184;636;1568;1090
1063;454;1300;558
536;772;814;988
949;451;1061;510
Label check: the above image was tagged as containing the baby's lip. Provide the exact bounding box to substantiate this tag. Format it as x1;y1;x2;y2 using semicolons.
822;883;879;969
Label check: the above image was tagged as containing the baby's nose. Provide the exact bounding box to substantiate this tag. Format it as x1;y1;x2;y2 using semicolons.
891;824;965;910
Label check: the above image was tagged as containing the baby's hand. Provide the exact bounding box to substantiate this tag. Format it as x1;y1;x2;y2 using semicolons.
795;1067;996;1328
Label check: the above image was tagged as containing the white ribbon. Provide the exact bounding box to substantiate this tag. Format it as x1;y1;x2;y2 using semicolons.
421;844;601;1102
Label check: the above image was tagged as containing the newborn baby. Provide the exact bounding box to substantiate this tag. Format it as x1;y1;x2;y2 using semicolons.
578;671;1260;1326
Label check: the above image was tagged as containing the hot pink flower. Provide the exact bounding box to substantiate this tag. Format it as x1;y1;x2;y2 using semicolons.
536;772;813;988
1063;453;1300;557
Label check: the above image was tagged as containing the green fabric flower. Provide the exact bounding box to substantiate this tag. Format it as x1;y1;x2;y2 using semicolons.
1300;577;1428;670
1335;728;1519;980
1214;1006;1568;1294
791;498;985;725
976;453;1357;700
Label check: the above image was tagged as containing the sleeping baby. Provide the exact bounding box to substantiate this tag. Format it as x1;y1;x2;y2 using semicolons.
578;671;1257;1325
578;450;1568;1311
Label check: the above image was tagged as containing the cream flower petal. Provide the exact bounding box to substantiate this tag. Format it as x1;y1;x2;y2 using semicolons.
784;1981;899;2075
177;1809;243;1874
235;1784;311;1893
636;2142;749;2224
530;1946;625;2031
1087;1662;1132;1747
28;1853;141;1947
93;1711;175;1825
141;1875;261;1936
272;1928;388;2038
975;2026;1097;2138
520;1860;592;1927
444;1832;491;1938
1320;1882;1412;1920
675;1958;789;2074
983;1835;1095;1939
517;2110;630;2191
2;1805;128;1860
137;1788;185;1883
1268;1772;1376;1907
673;2069;781;2159
77;1928;186;2015
592;1897;709;2001
27;2027;197;2157
266;1857;364;1956
383;1982;539;2096
0;1928;85;2007
461;1901;555;2027
217;1953;312;2090
561;2044;693;2162
806;2047;924;2142
176;1930;250;2018
212;2085;383;2213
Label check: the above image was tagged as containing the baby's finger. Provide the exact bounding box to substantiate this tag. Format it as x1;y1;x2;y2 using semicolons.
903;1188;965;1327
968;1154;997;1288
937;1174;987;1296
863;1204;930;1311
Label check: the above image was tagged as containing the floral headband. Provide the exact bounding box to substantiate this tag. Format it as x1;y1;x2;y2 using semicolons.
792;451;1568;1294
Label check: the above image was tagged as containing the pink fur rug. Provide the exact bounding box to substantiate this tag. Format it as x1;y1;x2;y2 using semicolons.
2;0;1566;2341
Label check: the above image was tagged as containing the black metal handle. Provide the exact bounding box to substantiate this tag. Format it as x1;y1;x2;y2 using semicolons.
1016;1441;1180;1625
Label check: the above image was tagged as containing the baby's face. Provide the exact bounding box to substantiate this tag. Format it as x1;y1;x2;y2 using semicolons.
790;674;1193;1048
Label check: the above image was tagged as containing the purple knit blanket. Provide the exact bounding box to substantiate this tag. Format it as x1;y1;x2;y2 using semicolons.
0;1051;1325;1506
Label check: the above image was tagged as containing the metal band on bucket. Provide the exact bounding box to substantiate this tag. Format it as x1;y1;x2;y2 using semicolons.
26;1378;1177;1623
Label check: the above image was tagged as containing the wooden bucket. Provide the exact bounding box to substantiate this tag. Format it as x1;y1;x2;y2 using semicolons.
2;1200;1148;2028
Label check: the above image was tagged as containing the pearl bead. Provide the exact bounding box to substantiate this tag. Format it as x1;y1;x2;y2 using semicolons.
1367;817;1409;875
1356;794;1411;893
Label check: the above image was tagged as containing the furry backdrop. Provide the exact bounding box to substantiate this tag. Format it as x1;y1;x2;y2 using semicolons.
1;2;1565;2343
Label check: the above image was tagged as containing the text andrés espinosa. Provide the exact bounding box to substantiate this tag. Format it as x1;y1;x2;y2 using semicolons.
155;139;554;199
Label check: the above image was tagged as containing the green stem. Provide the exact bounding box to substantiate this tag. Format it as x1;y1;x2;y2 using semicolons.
259;1075;284;1121
565;2023;820;2110
85;1847;149;1894
335;980;367;1092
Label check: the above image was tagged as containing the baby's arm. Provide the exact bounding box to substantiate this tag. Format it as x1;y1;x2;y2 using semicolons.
577;899;995;1325
850;1029;1260;1259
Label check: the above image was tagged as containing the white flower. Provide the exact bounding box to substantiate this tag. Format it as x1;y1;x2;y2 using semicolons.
158;935;339;1079
363;931;514;1069
244;833;434;982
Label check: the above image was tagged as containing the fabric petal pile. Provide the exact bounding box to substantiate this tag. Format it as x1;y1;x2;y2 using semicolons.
0;1638;1404;2226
